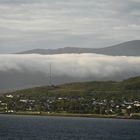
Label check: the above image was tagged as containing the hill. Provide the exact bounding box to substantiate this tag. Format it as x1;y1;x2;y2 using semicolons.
18;40;140;56
1;76;140;115
5;76;140;100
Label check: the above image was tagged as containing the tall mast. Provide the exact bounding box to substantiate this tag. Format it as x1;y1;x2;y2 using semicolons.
49;63;52;86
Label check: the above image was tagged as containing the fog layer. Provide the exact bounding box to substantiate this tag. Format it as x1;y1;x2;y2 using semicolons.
0;53;140;81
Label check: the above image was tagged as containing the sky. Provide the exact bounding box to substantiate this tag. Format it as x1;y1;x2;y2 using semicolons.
0;0;140;53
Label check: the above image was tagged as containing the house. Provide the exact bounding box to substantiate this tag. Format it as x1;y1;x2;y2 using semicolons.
127;105;132;109
6;95;13;98
134;103;140;107
20;99;28;103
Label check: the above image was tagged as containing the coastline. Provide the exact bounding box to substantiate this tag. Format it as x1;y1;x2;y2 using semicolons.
0;111;140;120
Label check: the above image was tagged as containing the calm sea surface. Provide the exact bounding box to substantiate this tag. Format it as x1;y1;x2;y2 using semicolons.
0;114;140;140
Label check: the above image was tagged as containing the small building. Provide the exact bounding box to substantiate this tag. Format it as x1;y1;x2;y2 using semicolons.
6;95;14;98
20;99;28;103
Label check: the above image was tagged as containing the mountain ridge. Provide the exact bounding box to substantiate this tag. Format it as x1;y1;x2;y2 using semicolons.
17;40;140;56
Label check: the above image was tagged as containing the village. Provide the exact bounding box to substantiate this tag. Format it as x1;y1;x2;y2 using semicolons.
0;93;140;118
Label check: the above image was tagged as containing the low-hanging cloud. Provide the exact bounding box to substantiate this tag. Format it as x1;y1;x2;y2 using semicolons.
0;53;140;82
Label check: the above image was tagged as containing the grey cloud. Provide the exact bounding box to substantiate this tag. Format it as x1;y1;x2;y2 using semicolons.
0;0;139;52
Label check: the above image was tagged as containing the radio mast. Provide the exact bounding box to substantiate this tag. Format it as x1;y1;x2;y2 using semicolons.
49;63;52;86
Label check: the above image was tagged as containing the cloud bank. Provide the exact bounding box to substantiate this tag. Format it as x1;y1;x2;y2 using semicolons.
0;53;140;81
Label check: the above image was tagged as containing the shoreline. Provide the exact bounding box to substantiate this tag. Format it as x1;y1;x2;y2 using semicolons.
0;111;140;120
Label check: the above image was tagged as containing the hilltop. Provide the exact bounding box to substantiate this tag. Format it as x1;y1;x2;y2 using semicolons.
18;40;140;56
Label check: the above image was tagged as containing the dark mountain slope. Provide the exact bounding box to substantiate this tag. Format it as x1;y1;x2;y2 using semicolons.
18;40;140;56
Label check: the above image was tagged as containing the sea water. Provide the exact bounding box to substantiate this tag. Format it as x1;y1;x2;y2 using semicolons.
0;114;140;140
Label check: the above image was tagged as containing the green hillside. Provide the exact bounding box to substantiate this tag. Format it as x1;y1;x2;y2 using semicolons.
1;76;140;116
5;76;140;100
